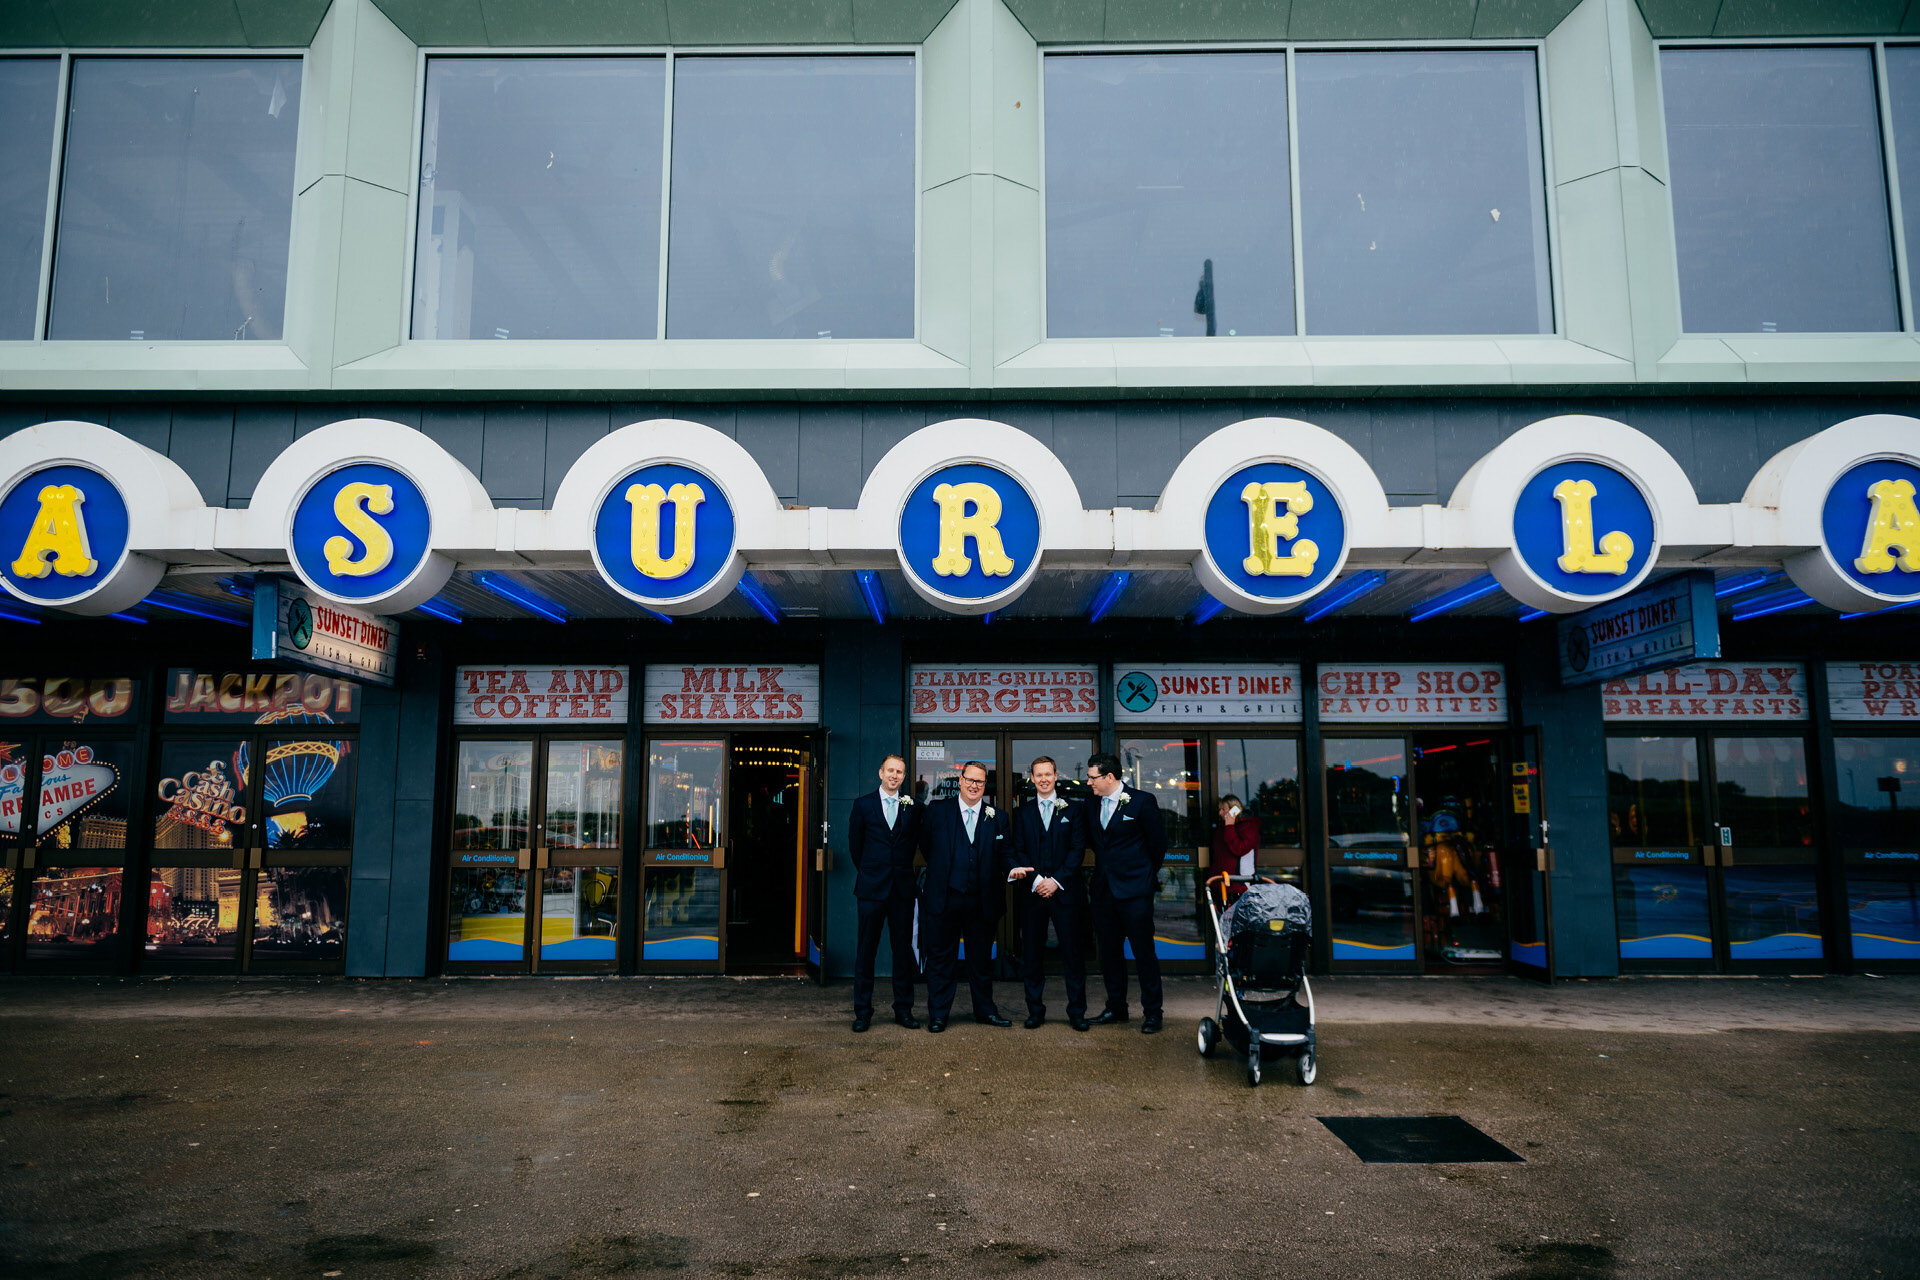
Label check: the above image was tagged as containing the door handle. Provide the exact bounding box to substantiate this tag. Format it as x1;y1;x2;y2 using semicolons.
516;848;532;871
536;847;550;870
814;847;827;872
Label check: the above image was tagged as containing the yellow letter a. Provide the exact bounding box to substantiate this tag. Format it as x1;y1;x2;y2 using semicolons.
9;484;97;579
323;482;396;577
626;481;705;579
930;482;1015;578
1854;477;1920;574
1553;478;1634;574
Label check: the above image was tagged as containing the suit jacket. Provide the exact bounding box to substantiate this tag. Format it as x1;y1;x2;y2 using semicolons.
1010;795;1087;894
847;790;920;902
917;796;1011;918
1086;784;1168;901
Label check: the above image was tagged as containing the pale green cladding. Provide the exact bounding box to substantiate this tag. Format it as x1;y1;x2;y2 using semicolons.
5;0;1920;396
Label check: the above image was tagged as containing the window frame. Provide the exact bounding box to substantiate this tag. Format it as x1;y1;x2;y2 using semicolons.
1654;36;1920;338
1035;39;1566;342
400;44;925;346
3;47;313;346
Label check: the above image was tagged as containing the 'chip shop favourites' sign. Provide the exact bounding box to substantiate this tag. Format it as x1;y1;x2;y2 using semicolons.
454;666;629;724
910;665;1098;723
1317;664;1508;723
1113;664;1303;723
1601;663;1808;721
642;664;819;724
1826;662;1920;720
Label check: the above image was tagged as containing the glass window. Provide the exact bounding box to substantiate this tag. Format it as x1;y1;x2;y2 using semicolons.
1712;736;1812;848
1213;737;1301;847
1831;736;1920;848
541;865;618;961
37;739;131;849
1324;738;1410;845
0;58;59;339
413;57;665;340
252;865;346;961
453;741;533;851
1886;48;1920;313
152;739;251;852
666;56;914;339
544;740;623;849
1663;46;1897;333
643;866;719;960
647;739;722;848
26;866;121;957
1009;738;1093;807
0;867;12;949
1607;737;1704;847
145;866;242;961
2;740;25;839
262;737;354;852
1044;53;1293;338
448;866;527;961
912;739;997;805
1118;737;1202;846
1295;50;1551;335
50;58;302;341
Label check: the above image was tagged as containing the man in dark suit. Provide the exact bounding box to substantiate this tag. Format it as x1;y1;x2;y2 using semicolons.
916;760;1012;1032
1007;755;1089;1031
1085;750;1169;1034
846;753;921;1033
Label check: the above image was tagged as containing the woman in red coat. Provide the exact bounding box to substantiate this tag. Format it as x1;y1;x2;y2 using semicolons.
1213;795;1261;880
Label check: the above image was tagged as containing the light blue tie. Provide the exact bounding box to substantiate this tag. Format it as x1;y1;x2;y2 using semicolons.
1102;795;1115;828
964;806;977;840
1041;802;1052;831
884;794;897;829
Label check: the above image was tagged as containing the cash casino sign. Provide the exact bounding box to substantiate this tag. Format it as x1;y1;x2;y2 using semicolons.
2;414;1919;618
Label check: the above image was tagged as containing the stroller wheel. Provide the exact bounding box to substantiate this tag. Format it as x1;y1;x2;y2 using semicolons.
1197;1018;1219;1058
1246;1044;1262;1087
1295;1050;1317;1086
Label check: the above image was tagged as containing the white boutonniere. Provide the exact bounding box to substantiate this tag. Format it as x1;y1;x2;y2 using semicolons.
1116;792;1131;808
985;804;996;818
899;795;914;806
1051;797;1069;813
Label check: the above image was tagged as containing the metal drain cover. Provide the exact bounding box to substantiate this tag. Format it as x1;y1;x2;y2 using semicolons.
1319;1115;1524;1164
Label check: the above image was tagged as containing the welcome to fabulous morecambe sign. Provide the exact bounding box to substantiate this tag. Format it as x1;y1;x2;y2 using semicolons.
1;414;1918;620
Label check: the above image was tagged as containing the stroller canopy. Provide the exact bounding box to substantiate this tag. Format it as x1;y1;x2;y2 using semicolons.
1228;882;1313;940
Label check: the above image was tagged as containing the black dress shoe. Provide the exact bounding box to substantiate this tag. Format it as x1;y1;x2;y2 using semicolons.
1069;1017;1091;1032
1140;1014;1163;1035
975;1013;1013;1028
927;1019;947;1033
893;1012;922;1030
851;1017;871;1033
1091;1009;1129;1026
1023;1015;1045;1029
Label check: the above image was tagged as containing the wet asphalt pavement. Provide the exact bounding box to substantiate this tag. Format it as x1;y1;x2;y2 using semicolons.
0;974;1916;1279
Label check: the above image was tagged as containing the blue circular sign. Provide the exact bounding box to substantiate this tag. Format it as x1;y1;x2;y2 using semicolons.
1201;462;1344;603
1115;671;1158;712
1824;457;1920;599
289;462;433;602
898;463;1041;603
1512;460;1656;598
0;464;133;606
592;463;736;605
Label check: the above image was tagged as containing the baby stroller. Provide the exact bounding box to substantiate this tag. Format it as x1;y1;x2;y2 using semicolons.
1198;874;1317;1087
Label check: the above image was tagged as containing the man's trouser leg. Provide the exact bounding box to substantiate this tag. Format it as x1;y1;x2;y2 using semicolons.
1119;893;1162;1018
1089;879;1130;1017
922;903;960;1023
853;896;888;1019
886;891;918;1014
961;906;999;1018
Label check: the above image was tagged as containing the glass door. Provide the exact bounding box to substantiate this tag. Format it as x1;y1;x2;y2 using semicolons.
1007;737;1095;974
725;735;815;970
1211;735;1305;885
1412;732;1513;972
446;735;624;971
1830;735;1920;967
1505;730;1553;979
1115;734;1207;966
1608;732;1823;971
641;737;724;967
1323;736;1416;967
5;731;136;971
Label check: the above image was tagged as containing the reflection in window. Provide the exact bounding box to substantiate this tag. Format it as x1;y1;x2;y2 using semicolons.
0;867;11;948
1010;739;1093;808
648;739;723;848
1295;50;1551;335
453;741;533;851
1713;736;1811;848
913;740;997;805
1607;737;1703;847
1045;54;1293;338
51;58;302;340
0;58;58;338
26;866;122;955
644;867;719;960
541;865;618;961
1663;46;1897;334
146;866;242;961
1831;736;1920;847
1118;737;1202;846
545;740;623;849
447;866;527;961
1324;739;1410;844
1214;737;1301;847
413;58;665;340
667;56;914;339
152;739;249;851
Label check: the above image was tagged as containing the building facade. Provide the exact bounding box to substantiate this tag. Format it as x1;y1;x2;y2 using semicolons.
2;0;1918;983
